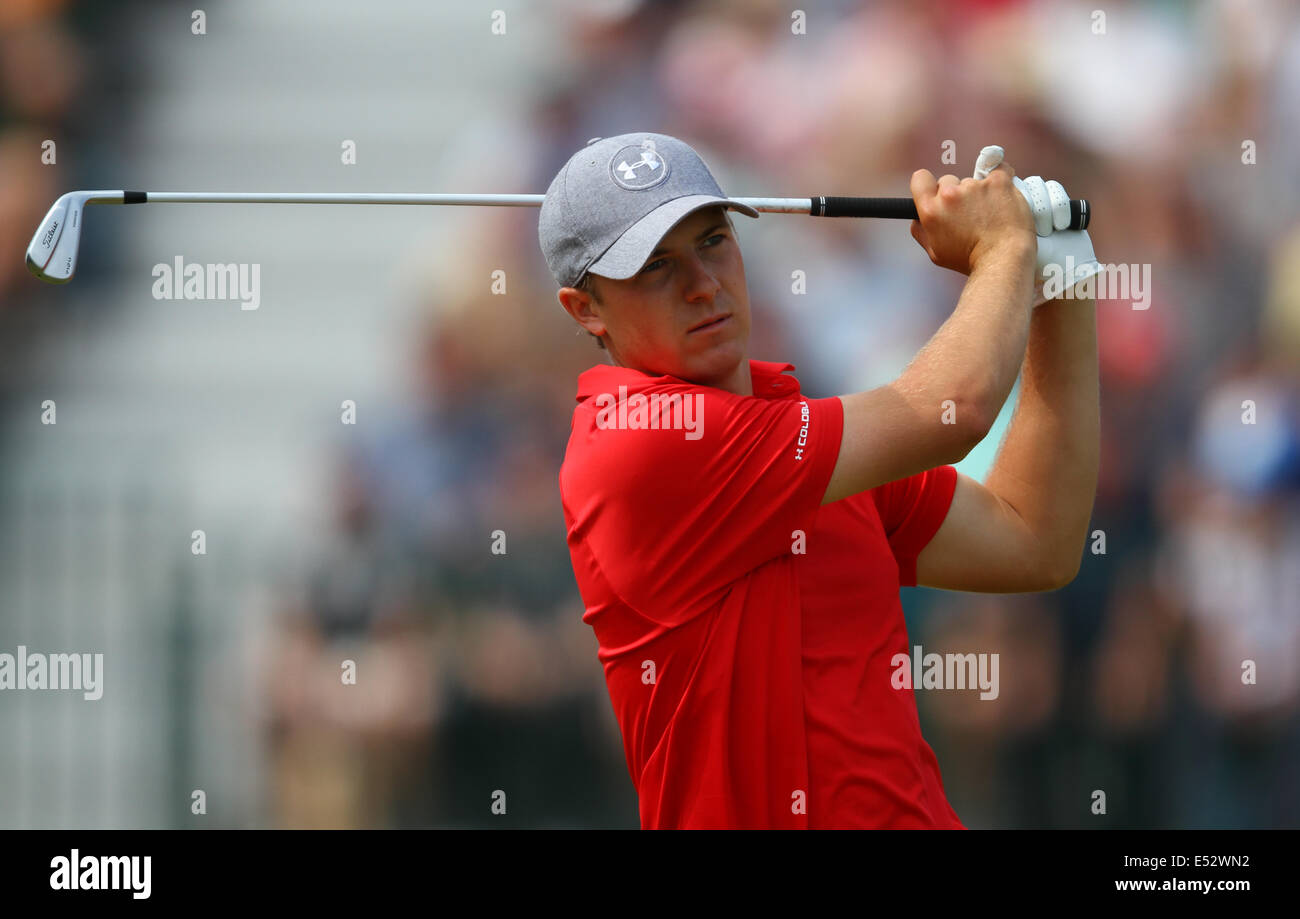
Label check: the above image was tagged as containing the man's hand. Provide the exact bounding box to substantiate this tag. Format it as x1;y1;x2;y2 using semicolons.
1009;172;1103;306
909;160;1036;277
1012;174;1073;237
971;147;1104;306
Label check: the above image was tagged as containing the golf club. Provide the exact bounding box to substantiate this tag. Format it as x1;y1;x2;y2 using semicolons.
25;190;1090;284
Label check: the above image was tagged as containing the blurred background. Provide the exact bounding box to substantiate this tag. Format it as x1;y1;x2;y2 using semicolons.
1;0;1297;828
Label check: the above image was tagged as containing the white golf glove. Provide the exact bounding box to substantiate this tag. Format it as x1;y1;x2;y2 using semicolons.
973;146;1102;306
1031;227;1102;305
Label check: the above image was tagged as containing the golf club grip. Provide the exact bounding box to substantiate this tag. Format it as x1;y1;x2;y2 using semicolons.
810;196;1090;231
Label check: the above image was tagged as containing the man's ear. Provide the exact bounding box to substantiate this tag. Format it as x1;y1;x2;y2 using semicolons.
557;286;607;340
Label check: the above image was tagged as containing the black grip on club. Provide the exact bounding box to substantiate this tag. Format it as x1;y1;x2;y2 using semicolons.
810;195;1090;231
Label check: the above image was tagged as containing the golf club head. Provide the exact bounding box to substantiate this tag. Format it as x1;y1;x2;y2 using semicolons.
26;191;122;284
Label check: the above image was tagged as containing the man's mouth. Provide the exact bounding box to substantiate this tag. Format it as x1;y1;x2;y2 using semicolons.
687;313;731;334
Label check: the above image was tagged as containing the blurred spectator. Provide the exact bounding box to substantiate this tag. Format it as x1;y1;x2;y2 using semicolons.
264;457;441;828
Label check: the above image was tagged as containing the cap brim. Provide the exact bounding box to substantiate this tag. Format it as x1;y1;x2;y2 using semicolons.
586;195;760;281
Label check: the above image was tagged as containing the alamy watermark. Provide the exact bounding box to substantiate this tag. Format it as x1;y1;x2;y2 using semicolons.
593;385;704;440
50;849;150;899
0;645;103;700
152;257;260;310
1043;257;1152;309
891;644;999;700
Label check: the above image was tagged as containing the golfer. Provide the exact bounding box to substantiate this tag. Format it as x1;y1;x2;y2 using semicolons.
538;132;1099;829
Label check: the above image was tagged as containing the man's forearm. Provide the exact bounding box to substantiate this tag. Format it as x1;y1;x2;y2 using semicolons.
903;238;1037;428
983;295;1100;582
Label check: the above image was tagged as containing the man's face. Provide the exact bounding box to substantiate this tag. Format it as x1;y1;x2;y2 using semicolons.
558;205;752;394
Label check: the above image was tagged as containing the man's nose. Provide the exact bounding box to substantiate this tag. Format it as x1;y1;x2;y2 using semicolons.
682;252;721;302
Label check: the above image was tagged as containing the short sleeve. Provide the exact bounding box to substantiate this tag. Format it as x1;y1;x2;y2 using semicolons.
561;385;844;623
870;464;958;587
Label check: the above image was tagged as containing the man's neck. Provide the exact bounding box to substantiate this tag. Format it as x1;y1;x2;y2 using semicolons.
714;361;753;397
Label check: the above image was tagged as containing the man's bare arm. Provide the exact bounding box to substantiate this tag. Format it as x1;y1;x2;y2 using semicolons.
823;167;1037;505
979;294;1100;586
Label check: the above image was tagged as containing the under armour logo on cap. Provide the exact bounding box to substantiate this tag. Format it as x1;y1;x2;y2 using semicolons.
611;140;669;189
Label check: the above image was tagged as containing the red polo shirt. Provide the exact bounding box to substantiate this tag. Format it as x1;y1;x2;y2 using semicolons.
560;359;963;829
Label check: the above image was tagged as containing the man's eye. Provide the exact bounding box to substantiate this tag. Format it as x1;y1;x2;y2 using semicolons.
640;259;666;275
703;234;725;247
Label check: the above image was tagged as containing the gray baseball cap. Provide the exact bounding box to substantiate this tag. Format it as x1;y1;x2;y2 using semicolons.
538;132;759;289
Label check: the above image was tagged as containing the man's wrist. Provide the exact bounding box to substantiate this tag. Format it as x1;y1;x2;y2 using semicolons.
972;233;1040;295
970;232;1036;280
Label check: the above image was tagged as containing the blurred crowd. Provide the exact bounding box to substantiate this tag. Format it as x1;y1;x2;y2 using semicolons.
12;0;1293;828
265;0;1300;828
0;0;157;408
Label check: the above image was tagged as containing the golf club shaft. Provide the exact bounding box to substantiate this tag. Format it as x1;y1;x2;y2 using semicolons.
27;187;1095;284
100;192;1089;229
